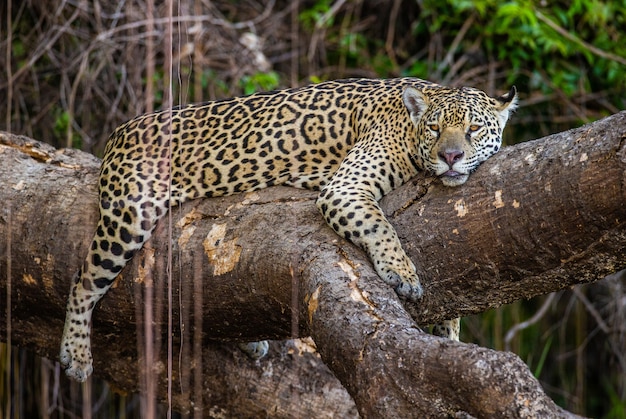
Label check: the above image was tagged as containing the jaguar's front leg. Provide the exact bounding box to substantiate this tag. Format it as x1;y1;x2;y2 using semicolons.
316;186;422;302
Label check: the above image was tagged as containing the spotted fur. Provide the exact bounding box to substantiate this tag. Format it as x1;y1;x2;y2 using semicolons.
60;78;517;381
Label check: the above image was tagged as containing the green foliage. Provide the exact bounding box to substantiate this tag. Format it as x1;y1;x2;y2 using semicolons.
53;108;81;149
603;379;626;419
11;39;25;62
414;0;626;94
298;0;333;30
308;75;324;84
239;71;281;95
531;335;552;378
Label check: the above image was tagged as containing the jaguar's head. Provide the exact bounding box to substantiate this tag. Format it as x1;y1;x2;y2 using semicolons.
403;84;517;187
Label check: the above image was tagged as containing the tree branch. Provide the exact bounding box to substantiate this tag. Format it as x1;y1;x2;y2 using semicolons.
2;111;625;416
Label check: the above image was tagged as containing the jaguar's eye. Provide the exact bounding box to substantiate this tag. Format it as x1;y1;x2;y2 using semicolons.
428;124;440;132
468;125;481;132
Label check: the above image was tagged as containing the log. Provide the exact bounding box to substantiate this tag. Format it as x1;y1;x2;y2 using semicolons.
2;111;625;416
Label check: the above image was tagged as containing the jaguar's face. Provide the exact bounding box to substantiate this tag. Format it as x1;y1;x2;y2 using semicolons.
403;85;517;187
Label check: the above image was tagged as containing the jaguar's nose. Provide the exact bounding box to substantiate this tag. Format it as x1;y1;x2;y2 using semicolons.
438;149;464;167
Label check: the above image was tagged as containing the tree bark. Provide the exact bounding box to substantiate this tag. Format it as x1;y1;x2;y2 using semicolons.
2;111;625;417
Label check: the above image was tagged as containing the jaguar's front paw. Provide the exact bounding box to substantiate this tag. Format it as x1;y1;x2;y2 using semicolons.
379;266;423;302
394;277;423;302
60;334;94;382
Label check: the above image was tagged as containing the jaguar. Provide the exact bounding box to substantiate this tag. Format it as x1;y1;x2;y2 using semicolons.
60;77;517;381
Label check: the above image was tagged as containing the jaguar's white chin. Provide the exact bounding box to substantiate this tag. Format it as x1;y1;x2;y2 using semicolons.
439;171;469;187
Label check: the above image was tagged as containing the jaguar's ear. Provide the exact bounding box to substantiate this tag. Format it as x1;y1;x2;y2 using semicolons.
494;86;518;124
403;87;429;125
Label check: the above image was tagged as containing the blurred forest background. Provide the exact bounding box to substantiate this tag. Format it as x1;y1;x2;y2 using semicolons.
1;0;625;417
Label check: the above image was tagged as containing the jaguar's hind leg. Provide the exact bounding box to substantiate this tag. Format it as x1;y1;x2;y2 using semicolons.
432;318;461;341
59;268;108;381
60;199;162;381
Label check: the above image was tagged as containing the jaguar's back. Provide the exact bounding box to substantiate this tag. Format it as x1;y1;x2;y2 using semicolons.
101;78;427;201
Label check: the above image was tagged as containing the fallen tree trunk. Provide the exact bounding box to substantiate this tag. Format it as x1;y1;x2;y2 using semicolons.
1;110;625;417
